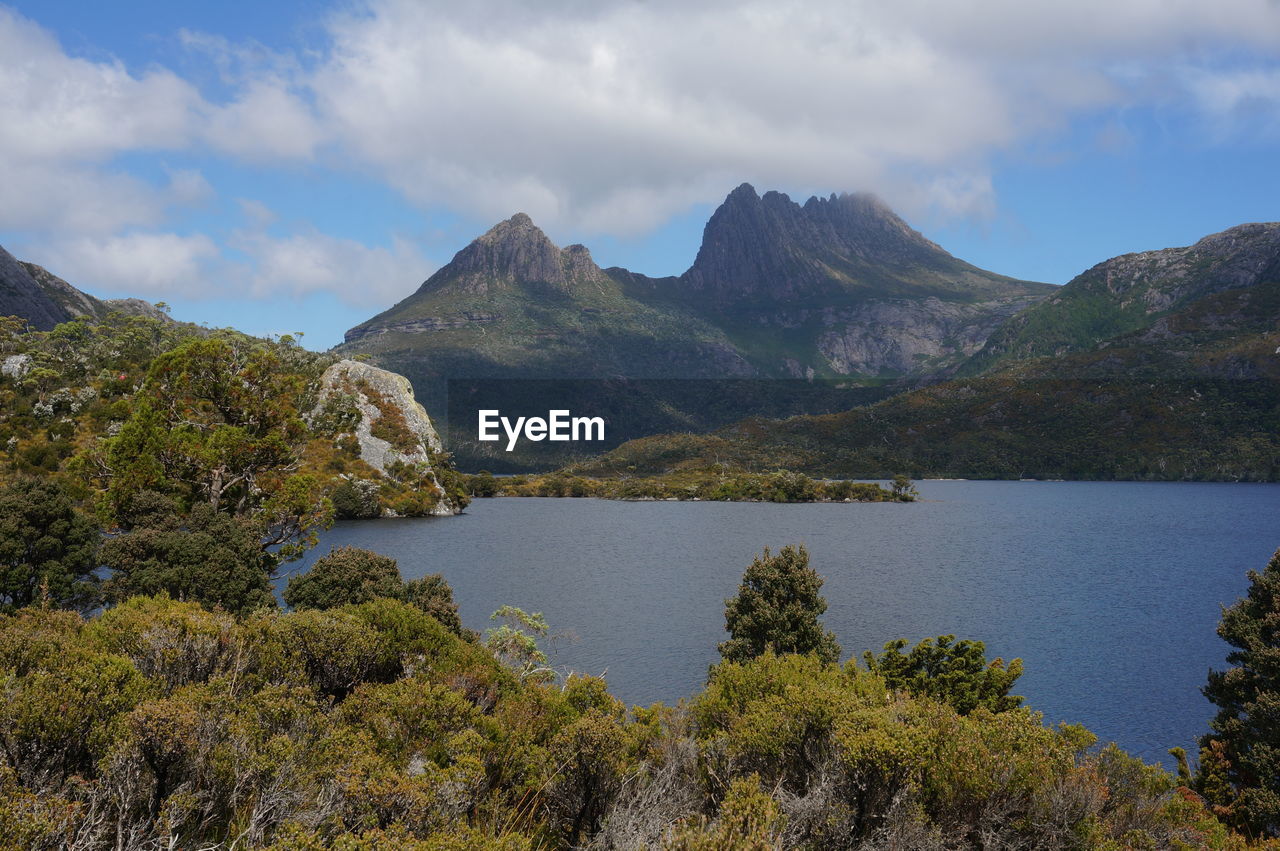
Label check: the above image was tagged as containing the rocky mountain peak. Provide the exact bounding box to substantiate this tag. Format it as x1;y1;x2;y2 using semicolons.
414;213;606;297
681;185;965;305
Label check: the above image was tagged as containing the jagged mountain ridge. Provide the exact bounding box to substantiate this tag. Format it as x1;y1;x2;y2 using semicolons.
0;243;169;330
677;184;1040;307
343;184;1053;380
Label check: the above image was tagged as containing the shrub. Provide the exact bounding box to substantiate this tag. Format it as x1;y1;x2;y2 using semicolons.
284;546;402;611
719;545;840;664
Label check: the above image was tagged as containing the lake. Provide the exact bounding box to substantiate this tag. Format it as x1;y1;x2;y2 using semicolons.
280;481;1280;767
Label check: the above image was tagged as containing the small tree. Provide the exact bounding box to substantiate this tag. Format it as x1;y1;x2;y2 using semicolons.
719;545;840;664
284;546;402;611
486;605;553;682
890;474;917;501
1196;546;1280;837
402;573;466;636
0;477;100;612
862;635;1023;714
101;502;275;616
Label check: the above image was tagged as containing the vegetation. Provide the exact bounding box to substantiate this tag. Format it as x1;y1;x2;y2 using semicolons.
462;468;912;502
0;532;1274;848
719;544;841;664
101;497;278;616
284;546;466;637
2;290;1278;846
0;476;99;612
0;313;469;614
1197;546;1280;838
863;635;1024;715
284;546;404;610
0;313;465;524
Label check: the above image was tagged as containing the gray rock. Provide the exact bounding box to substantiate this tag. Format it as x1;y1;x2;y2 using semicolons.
1;353;31;379
311;359;458;516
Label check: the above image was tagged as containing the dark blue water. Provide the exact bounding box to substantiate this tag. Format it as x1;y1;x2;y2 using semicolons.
280;481;1280;766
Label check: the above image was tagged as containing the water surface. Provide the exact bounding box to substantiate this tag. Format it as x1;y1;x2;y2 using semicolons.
282;481;1280;766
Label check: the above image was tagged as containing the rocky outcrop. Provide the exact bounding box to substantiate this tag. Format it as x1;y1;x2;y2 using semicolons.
2;353;31;379
417;213;609;296
310;359;457;516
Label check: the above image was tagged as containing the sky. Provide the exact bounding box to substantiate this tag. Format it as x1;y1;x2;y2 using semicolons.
2;0;1279;349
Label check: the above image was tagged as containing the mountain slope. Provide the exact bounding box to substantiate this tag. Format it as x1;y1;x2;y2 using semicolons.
571;223;1280;482
965;223;1280;374
1;245;68;331
0;243;168;330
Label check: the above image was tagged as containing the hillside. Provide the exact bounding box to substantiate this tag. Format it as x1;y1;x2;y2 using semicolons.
964;222;1280;374
0;313;467;520
571;225;1280;482
0;243;169;330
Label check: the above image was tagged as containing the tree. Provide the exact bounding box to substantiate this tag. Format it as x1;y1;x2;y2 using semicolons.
100;501;275;616
861;635;1023;714
719;545;840;664
485;605;553;682
284;546;402;611
890;474;917;501
0;477;100;611
89;335;331;555
1196;546;1280;837
402;573;466;636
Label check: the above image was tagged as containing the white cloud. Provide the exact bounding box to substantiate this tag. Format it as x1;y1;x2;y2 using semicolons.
0;8;201;164
50;232;220;295
1185;66;1280;137
4;0;1280;305
0;161;211;236
232;228;432;305
204;80;326;161
304;0;1280;233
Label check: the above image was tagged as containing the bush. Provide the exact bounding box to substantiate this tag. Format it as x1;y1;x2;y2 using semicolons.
860;635;1023;715
719;545;840;664
284;546;402;611
0;476;100;612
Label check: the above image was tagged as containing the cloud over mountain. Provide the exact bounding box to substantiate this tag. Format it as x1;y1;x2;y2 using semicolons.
1;0;1279;305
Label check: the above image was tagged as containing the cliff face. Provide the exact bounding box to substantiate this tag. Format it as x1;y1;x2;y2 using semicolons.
679;184;1032;307
311;359;458;516
0;245;69;331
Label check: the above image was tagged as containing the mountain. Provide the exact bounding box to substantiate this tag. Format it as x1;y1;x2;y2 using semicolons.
964;222;1280;374
344;212;751;381
572;222;1280;482
344;186;1052;381
0;243;169;330
1;245;68;331
339;186;1054;468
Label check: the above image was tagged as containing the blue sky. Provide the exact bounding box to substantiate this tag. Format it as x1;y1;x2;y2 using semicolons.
2;1;1279;348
